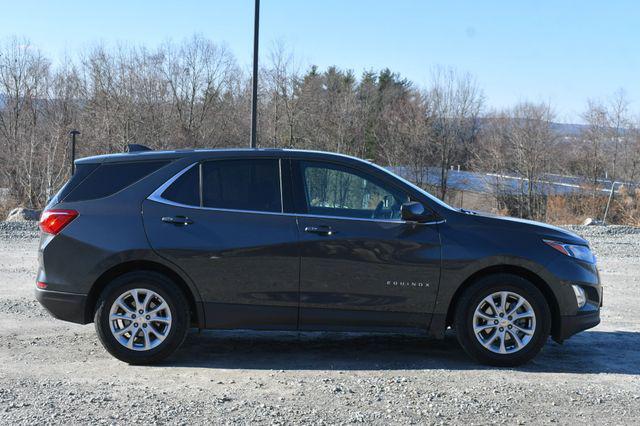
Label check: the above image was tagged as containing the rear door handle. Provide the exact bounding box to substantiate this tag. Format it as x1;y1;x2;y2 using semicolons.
304;225;335;236
162;216;193;226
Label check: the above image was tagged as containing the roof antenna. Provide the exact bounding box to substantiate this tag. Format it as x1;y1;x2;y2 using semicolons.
126;144;152;153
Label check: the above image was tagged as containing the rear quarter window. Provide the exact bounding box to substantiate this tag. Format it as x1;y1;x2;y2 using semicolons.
49;163;99;206
161;165;200;206
64;161;169;202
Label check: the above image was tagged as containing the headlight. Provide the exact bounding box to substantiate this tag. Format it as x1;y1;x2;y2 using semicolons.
543;239;596;263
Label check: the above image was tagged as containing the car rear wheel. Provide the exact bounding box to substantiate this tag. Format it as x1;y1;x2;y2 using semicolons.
94;271;189;364
454;273;551;366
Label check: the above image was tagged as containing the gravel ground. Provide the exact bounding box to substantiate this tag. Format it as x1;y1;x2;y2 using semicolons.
0;223;639;425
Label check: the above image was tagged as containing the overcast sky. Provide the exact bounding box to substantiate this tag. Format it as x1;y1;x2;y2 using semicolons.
1;0;638;123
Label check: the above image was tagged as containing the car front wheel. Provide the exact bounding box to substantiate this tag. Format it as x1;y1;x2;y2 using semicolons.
454;273;551;366
94;271;189;364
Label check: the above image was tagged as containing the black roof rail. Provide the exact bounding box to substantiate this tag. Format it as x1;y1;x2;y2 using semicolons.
126;144;153;153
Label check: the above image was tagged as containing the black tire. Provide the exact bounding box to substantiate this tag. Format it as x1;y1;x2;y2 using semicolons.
454;273;551;367
94;271;189;364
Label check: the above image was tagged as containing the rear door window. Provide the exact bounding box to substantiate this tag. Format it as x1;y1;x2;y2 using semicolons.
201;159;282;212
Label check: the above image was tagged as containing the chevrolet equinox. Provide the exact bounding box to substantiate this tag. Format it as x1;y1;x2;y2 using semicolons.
35;148;602;366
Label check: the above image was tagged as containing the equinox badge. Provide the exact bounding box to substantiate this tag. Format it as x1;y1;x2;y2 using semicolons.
386;280;430;288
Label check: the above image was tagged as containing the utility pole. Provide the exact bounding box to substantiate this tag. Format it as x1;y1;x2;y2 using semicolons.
69;129;80;175
602;180;618;225
250;0;260;148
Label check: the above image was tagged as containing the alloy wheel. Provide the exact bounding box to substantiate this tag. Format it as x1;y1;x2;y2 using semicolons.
109;288;172;351
472;291;537;354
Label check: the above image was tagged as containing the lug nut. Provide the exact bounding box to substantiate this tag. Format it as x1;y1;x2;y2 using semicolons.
499;313;504;317
499;327;504;331
143;323;147;328
494;320;499;324
508;325;513;329
146;315;150;320
131;314;136;319
139;310;144;314
508;316;512;320
134;323;139;327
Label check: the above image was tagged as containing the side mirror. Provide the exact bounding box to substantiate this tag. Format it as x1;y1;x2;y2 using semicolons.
400;202;431;222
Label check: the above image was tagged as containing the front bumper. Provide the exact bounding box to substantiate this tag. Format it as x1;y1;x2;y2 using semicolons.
35;288;89;324
550;264;602;342
553;309;600;342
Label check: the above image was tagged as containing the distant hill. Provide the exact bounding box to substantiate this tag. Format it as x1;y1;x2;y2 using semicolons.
478;117;589;137
549;122;589;137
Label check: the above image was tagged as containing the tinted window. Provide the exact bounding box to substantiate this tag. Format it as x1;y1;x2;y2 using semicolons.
51;163;99;204
301;162;408;219
65;161;169;202
161;165;200;206
202;159;281;212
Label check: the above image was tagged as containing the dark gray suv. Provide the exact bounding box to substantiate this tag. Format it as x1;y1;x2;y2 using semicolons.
36;148;602;366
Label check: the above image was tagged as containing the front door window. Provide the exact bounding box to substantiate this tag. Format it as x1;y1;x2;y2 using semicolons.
301;162;408;220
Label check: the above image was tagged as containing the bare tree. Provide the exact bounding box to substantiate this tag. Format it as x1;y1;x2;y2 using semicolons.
0;37;54;206
479;103;557;219
426;67;483;200
607;90;631;182
264;42;303;148
159;35;237;148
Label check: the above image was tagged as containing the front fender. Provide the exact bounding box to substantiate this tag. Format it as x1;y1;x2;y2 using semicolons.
433;255;573;317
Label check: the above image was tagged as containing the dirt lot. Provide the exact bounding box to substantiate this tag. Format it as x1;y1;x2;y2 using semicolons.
0;223;639;425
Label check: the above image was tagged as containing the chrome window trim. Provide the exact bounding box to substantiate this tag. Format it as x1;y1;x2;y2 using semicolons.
198;162;204;207
147;162;445;225
148;162;199;204
278;159;284;213
149;160;285;214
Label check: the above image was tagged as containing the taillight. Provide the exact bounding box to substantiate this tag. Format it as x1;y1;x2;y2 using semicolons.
39;209;79;235
36;281;48;289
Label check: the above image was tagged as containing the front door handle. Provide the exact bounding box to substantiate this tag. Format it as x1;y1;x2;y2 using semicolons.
304;225;335;236
162;216;194;226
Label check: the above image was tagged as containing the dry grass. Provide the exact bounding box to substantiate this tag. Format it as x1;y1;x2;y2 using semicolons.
610;187;640;226
545;193;607;225
545;189;640;227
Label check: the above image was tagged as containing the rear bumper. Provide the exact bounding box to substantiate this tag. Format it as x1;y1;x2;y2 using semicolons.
553;309;600;342
35;288;89;324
